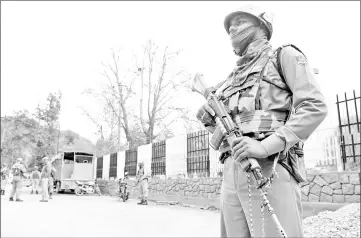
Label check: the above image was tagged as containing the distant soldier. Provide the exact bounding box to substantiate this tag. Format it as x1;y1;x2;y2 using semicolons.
94;179;102;196
136;162;149;205
30;166;41;194
1;163;9;195
9;158;27;202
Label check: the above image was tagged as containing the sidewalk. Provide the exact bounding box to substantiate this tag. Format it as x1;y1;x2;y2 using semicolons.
146;194;347;219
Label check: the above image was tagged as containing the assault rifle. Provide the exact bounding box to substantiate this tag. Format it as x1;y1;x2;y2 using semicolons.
191;73;287;238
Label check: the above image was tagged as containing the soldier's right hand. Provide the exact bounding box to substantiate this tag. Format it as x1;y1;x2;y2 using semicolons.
196;103;216;127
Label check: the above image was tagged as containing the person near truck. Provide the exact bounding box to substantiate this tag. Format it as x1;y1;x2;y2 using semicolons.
48;164;56;199
40;156;55;202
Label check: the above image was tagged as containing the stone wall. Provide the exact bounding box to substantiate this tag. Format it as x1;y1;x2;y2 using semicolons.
97;172;360;204
300;172;360;203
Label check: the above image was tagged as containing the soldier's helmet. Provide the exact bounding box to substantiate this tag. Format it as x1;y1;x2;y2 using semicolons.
224;4;274;40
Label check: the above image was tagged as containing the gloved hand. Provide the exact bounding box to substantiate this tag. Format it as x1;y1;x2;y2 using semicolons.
196;103;216;128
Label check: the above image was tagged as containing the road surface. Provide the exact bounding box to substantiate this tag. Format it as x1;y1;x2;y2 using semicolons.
1;185;220;237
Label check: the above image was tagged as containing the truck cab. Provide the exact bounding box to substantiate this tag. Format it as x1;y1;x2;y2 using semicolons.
52;151;94;193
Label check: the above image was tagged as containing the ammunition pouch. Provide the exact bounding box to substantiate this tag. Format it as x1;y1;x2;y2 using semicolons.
277;143;307;183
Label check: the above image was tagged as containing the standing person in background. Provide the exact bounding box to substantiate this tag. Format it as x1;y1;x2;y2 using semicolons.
1;163;9;195
30;166;41;194
9;158;27;202
48;163;56;199
136;162;149;205
40;157;52;202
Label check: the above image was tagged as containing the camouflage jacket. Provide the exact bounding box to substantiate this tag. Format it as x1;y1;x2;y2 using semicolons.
11;163;26;177
214;38;328;183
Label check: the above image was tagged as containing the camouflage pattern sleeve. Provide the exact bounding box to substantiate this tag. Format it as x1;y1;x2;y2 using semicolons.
271;46;328;153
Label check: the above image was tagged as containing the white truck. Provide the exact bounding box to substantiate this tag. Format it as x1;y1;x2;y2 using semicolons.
52;151;95;193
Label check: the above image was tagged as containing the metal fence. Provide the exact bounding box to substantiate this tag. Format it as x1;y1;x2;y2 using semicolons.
109;153;117;179
96;157;103;179
187;130;210;177
336;90;360;170
151;140;166;176
125;148;138;177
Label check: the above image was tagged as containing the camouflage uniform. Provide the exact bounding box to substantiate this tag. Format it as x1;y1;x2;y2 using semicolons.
9;159;27;201
136;163;149;205
30;168;41;194
1;165;9;195
40;158;54;202
198;5;328;238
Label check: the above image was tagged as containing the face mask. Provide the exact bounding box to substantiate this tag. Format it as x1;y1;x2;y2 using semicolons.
230;25;258;56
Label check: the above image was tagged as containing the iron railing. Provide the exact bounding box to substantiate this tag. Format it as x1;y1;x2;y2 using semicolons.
109;153;117;179
151;140;166;176
96;157;103;179
187;130;210;177
336;90;360;170
125;148;137;177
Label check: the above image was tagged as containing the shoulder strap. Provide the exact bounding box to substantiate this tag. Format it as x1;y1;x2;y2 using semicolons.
276;44;306;82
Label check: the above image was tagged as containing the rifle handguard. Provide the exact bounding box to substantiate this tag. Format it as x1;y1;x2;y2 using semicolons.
210;126;226;150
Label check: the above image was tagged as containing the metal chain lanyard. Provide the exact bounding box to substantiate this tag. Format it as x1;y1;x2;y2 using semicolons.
247;173;254;237
247;172;266;238
247;152;281;238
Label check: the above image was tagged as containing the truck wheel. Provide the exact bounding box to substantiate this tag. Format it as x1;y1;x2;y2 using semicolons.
74;187;83;196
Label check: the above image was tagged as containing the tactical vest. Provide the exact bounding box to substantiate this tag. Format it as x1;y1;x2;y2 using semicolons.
12;167;22;177
216;45;307;183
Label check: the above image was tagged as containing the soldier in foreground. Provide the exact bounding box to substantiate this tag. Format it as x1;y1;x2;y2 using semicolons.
9;158;27;202
136;162;149;205
195;4;327;237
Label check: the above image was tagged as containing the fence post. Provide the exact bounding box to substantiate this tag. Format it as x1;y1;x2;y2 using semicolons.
353;90;360;133
336;94;346;171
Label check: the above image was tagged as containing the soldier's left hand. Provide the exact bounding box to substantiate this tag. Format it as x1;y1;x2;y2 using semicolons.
231;136;268;162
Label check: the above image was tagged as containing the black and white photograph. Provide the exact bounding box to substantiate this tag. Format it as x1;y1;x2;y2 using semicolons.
1;1;360;237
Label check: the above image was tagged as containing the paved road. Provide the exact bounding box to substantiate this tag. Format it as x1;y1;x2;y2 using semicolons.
1;186;220;237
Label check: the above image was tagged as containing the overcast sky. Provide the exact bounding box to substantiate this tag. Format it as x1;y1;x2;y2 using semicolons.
1;1;360;144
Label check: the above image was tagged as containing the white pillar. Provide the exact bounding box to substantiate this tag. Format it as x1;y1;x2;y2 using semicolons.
93;155;97;180
166;134;187;179
138;144;152;176
117;151;126;178
209;147;222;177
102;154;110;180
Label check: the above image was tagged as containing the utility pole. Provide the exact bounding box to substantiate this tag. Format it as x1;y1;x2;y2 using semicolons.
56;123;60;154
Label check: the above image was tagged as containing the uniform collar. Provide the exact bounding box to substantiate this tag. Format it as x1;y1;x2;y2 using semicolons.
236;37;271;66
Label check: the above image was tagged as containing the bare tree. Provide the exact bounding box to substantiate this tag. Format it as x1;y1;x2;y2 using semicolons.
134;40;192;144
82;49;142;151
